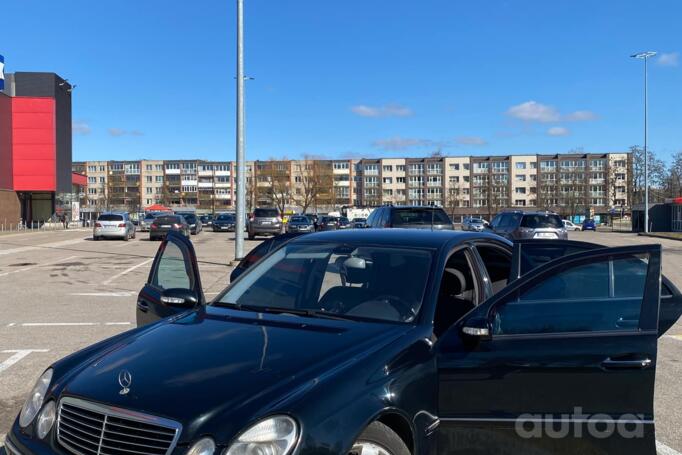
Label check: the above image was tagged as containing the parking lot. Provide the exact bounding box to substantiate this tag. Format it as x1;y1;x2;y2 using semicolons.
0;228;680;453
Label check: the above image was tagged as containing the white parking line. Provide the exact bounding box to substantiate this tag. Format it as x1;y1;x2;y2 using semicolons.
18;322;131;327
0;255;79;278
102;258;153;285
0;238;84;256
657;440;682;455
69;292;134;297
0;350;49;374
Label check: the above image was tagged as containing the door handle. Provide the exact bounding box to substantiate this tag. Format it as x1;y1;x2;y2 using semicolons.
601;357;652;370
137;300;149;312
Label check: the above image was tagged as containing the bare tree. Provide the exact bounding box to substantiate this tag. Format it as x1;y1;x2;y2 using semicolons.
293;158;333;213
264;160;291;213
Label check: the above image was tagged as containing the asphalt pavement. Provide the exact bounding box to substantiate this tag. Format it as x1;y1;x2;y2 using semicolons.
0;228;679;453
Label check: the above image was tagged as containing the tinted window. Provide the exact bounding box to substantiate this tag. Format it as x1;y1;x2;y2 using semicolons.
290;216;309;223
366;210;379;227
217;214;235;221
183;214;197;223
98;214;124;221
520;214;562;229
153;242;194;290
391;208;450;225
476;246;512;294
156;216;182;224
144;214;157;221
220;243;433;323
494;255;649;335
519;244;599;276
254;208;279;217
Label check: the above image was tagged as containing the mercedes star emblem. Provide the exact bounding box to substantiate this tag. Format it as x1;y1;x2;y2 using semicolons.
118;370;132;395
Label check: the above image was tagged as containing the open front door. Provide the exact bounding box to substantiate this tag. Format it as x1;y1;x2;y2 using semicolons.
136;231;204;327
437;244;662;454
510;239;682;336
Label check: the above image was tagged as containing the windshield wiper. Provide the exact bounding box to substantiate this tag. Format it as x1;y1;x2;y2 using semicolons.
214;302;350;321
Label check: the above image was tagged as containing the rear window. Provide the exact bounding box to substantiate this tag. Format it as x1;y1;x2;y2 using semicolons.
217;214;235;221
520;214;562;229
156;216;182;224
98;214;124;221
183;214;197;222
391;208;451;225
290;216;309;223
254;208;279;217
470;218;484;223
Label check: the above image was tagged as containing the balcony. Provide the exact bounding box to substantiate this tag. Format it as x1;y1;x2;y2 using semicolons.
198;182;213;188
165;168;181;175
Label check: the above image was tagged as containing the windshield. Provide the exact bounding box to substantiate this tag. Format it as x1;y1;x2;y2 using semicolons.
391;208;451;225
98;214;124;221
156;216;182;224
217;214;235;221
290;216;309;223
521;214;563;229
218;242;433;323
469;218;484;224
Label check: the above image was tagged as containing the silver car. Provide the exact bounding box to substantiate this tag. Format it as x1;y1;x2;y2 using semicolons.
93;212;136;241
248;207;283;239
462;217;487;231
489;211;567;240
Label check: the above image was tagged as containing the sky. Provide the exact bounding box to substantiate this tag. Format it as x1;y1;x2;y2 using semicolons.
1;0;680;162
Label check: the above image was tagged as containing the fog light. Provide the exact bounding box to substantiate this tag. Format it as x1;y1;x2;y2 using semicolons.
36;400;56;439
187;437;216;455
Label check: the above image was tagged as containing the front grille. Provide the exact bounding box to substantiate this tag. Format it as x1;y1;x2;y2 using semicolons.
57;397;181;455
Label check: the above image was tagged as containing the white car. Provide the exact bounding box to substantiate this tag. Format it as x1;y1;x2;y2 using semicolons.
562;219;581;231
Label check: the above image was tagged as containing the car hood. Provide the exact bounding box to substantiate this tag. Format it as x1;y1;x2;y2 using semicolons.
61;307;409;443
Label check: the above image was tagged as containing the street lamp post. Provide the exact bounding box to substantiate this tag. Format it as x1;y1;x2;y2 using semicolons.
631;51;656;233
235;0;246;260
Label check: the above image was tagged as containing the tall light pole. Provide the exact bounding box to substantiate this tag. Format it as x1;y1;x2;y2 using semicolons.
631;51;656;233
235;0;246;259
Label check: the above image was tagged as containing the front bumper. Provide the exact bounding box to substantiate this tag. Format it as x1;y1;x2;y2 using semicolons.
287;226;313;233
213;224;235;231
6;418;65;455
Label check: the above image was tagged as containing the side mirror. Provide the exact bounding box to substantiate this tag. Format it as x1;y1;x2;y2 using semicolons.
160;288;199;308
461;317;491;340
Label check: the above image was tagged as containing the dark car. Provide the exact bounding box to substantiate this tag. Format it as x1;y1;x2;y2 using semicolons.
489;210;568;240
212;213;236;232
10;229;682;455
286;215;315;233
317;216;339;231
366;206;454;230
178;213;202;235
200;214;214;227
351;217;367;228
149;214;190;240
248;207;282;239
338;216;351;229
582;218;597;231
229;232;303;282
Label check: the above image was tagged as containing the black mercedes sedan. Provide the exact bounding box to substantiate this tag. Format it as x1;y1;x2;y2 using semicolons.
7;230;682;455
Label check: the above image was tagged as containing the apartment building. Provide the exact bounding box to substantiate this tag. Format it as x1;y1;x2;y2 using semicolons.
74;152;630;217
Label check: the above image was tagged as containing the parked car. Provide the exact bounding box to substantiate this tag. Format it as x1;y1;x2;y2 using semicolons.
248;207;282;239
178;213;202;235
200;214;214;227
138;212;162;232
317;216;339;231
229;232;304;282
338;216;351;229
489;210;568;240
351;217;367;228
149;214;190;240
461;217;487;232
10;230;681;455
563;219;581;231
366;206;454;230
582;218;597;231
93;212;136;241
212;213;236;232
286;215;315;233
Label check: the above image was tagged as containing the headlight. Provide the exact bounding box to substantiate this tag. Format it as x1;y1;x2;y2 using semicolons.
225;416;298;455
36;401;56;439
188;437;216;455
19;369;53;427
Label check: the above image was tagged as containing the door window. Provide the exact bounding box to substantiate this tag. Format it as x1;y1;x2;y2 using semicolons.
152;241;195;290
434;249;479;337
476;245;511;294
493;254;649;335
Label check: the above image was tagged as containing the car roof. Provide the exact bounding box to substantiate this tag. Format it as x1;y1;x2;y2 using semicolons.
287;228;507;249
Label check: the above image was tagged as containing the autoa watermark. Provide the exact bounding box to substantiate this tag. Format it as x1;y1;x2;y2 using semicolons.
515;407;646;439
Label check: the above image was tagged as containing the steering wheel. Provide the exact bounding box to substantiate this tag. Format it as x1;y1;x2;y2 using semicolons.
372;294;416;322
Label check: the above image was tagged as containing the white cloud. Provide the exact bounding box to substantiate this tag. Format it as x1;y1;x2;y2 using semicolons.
351;104;413;118
72;121;91;135
372;136;431;151
108;128;144;137
657;52;679;67
456;136;487;146
564;110;597;121
506;101;560;123
547;126;570;137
